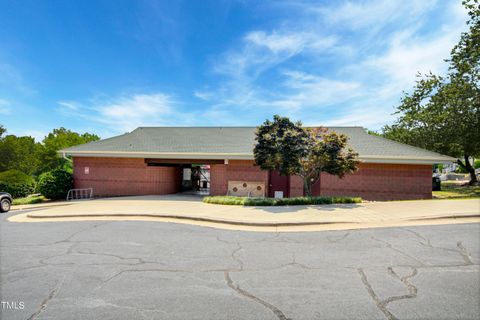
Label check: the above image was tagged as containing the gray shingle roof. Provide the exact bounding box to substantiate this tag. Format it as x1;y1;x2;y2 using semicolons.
60;126;455;164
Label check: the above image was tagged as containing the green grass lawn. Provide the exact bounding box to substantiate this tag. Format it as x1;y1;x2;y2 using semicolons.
12;195;48;205
433;183;480;199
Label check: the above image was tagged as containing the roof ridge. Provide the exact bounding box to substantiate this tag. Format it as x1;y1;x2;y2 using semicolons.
135;126;366;129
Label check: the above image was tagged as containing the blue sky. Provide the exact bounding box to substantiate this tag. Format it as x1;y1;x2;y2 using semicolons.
0;0;469;140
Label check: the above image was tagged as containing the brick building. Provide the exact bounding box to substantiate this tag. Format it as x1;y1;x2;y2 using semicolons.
60;127;454;200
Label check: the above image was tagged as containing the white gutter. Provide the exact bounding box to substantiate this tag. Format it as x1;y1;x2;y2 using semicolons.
58;150;254;160
58;150;455;165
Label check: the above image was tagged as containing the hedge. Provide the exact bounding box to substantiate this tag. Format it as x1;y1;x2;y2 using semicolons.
0;169;36;198
37;169;73;200
202;196;362;206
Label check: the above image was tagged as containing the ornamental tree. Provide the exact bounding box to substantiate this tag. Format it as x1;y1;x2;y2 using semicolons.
254;115;359;196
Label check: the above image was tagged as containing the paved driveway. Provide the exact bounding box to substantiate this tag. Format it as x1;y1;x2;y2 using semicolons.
1;210;479;320
9;195;480;232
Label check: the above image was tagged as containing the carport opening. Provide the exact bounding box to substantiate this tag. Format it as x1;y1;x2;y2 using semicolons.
181;164;210;195
145;159;211;195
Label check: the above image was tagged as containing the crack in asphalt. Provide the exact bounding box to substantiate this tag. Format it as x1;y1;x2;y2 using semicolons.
357;268;398;320
3;221;478;320
224;271;290;320
403;228;475;266
403;228;432;247
231;242;244;271
53;221;111;245
457;241;474;265
327;232;350;243
358;266;419;320
370;236;425;266
386;267;418;304
26;276;65;320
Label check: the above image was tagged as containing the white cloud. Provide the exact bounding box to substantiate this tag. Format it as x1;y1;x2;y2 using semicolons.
318;0;438;30
213;29;337;79
269;70;363;111
244;31;307;54
58;93;189;133
58;101;80;111
0;62;37;95
193;90;214;101
0;99;11;115
357;24;466;89
99;93;172;120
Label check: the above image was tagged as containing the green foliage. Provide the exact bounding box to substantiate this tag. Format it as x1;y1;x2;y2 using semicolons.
37;169;73;200
0;169;36;197
203;196;362;206
0;125;99;176
365;129;381;136
433;183;480;199
36;127;100;174
0;134;40;175
382;0;480;185
254;115;311;176
474;159;480;169
13;195;47;205
254;115;359;196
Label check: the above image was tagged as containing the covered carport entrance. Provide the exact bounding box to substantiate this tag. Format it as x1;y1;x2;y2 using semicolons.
145;159;225;196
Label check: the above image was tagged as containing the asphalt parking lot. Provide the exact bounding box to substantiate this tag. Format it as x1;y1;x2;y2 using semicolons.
1;210;479;320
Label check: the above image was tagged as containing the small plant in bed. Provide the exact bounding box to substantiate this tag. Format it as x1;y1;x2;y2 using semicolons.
203;196;362;206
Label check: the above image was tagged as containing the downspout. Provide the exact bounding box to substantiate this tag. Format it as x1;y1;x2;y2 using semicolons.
62;152;73;171
62;152;73;163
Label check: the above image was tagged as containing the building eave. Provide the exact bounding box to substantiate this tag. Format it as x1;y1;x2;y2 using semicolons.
59;150;456;164
59;150;254;160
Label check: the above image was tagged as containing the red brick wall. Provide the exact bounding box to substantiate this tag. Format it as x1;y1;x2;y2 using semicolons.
210;164;228;196
73;157;182;197
73;157;432;200
313;163;432;200
289;175;304;197
210;160;269;196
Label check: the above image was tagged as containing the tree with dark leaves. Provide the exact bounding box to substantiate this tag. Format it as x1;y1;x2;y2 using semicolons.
254;115;359;196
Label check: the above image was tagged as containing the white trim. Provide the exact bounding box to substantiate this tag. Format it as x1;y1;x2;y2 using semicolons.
360;158;453;165
359;155;455;164
59;151;455;164
60;151;253;160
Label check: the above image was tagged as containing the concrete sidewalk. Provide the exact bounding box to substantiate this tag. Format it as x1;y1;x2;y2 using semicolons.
8;195;480;231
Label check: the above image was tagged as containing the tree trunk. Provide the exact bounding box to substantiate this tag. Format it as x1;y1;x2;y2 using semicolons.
304;178;313;197
457;154;478;185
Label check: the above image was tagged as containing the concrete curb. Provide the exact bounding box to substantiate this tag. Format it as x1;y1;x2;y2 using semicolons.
25;212;354;227
409;214;480;221
25;212;480;227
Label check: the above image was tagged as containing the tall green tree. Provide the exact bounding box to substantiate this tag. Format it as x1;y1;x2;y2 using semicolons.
383;0;480;185
0;126;40;175
254;115;359;196
35;127;100;174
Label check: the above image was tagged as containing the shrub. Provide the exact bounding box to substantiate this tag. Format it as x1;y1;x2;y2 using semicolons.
0;169;36;198
37;169;73;200
13;195;46;205
203;196;362;206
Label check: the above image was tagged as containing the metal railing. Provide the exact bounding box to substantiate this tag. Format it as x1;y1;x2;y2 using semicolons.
66;188;94;201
